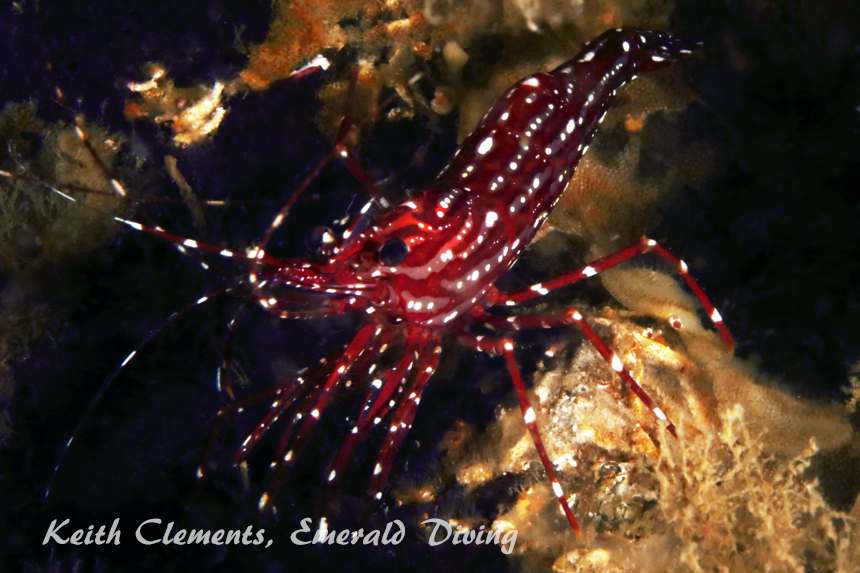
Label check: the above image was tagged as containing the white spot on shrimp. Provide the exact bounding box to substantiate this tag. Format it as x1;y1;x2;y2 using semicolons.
121;350;137;367
477;136;494;155
524;407;536;424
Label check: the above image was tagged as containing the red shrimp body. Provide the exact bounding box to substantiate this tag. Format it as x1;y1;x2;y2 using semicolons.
265;29;695;329
35;28;724;537
214;28;707;534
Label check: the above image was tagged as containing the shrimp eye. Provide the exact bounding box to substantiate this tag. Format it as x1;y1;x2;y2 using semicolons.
379;238;409;266
306;225;336;256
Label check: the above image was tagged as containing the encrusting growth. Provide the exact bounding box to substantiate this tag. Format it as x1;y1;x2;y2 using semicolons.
427;263;858;571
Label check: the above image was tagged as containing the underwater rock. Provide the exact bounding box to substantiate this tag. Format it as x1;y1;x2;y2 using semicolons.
432;268;858;571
